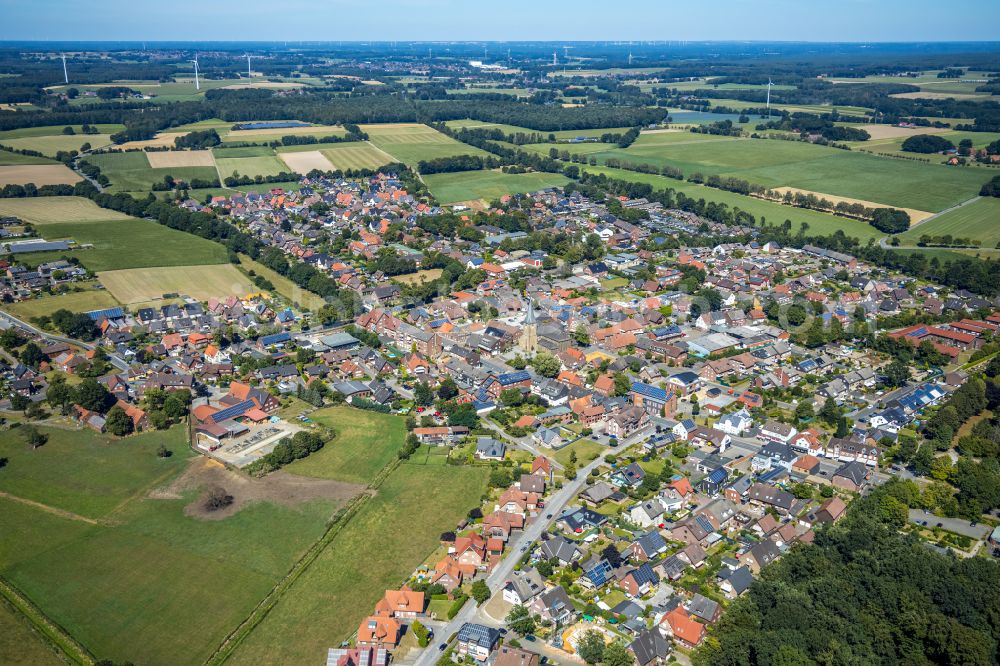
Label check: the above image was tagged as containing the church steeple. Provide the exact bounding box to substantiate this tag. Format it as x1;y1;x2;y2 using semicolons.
520;297;538;354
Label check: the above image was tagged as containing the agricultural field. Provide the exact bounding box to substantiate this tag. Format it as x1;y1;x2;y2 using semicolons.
277;150;336;174
215;155;290;179
851;129;1000;164
0;601;63;666
423;169;570;204
18;218;230;272
0;124;125;152
2;287;120;320
899;197;1000;247
584;135;987;212
0;151;58;166
97;264;253;304
0;425;344;666
0;132;113;156
362;123;488;167
226;463;489;665
0;196;132;224
286;406;408;485
0;164;81;186
222;123;346;144
86;151;217;193
581;165;886;241
145;150;216;168
291;142;397;171
238;255;329;311
0;427;191;519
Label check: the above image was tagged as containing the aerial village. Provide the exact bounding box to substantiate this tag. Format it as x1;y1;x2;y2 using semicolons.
3;171;1000;666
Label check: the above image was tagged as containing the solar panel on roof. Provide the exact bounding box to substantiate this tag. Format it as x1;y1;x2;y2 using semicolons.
210;400;255;423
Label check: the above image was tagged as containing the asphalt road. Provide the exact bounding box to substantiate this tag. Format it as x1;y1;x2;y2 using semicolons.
410;452;608;666
0;310;129;371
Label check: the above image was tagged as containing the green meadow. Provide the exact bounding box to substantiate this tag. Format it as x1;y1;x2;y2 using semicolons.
581;164;886;241
423;169;571;204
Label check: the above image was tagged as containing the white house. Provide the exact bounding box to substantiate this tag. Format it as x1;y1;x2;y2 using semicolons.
717;408;752;436
758;420;797;444
628;499;667;528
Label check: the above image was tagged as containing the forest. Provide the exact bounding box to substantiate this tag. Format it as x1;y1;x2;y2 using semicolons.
693;481;1000;666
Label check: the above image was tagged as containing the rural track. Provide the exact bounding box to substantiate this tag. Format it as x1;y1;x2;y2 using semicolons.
877;195;984;249
0;491;100;525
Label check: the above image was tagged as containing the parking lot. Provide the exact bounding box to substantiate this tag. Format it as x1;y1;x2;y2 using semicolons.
207;421;304;467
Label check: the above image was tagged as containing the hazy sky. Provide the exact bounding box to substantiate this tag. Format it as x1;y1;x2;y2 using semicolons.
2;0;999;42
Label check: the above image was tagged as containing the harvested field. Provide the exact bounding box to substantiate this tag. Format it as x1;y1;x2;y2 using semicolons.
98;264;252;304
770;187;933;225
0;164;81;186
226;124;344;139
0;196;132;224
146;150;217;168
110;132;188;150
855;124;951;141
279;150;335;173
150;457;363;521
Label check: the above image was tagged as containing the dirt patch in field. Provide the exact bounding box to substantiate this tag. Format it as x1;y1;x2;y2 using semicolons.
150;456;363;521
147;150;217;168
0;164;81;186
770;186;933;226
279;150;336;173
452;199;489;211
856;124;950;140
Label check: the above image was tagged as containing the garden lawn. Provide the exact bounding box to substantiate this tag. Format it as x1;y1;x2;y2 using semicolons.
226;464;489;665
285;406;408;485
554;439;605;468
423;169;570;204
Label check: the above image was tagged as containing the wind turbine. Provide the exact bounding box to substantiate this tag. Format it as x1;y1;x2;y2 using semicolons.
245;53;254;84
628;52;633;66
552;51;557;66
766;77;773;120
60;54;68;84
191;55;200;91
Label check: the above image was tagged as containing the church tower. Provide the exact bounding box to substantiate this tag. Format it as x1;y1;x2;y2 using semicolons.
520;298;538;355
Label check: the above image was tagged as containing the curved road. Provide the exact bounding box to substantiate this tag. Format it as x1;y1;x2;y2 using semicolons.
0;310;129;371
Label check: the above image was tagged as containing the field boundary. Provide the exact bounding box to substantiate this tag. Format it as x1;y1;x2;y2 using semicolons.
204;457;402;665
0;576;95;665
0;490;100;525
